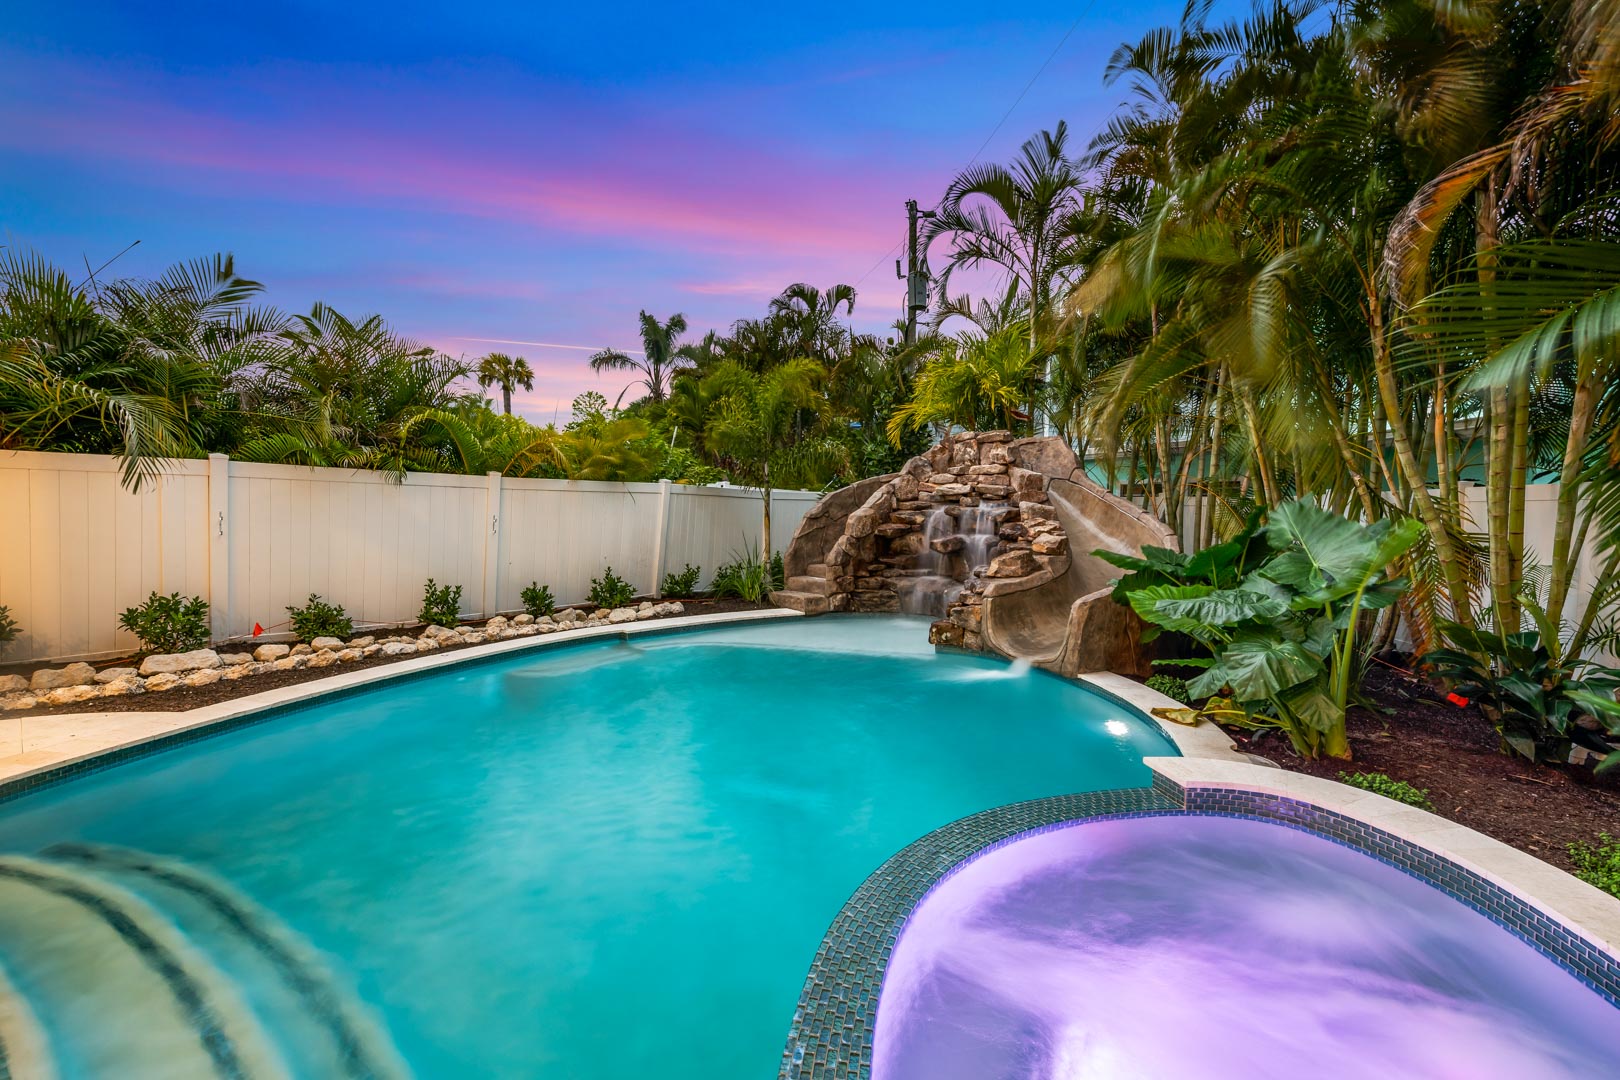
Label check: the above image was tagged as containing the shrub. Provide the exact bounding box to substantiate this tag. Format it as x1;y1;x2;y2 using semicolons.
1568;835;1620;899
711;548;771;601
1338;772;1435;811
419;579;464;627
520;582;556;618
588;567;636;609
1145;675;1191;703
0;605;18;651
661;564;701;598
286;594;354;641
119;591;211;654
1427;621;1620;766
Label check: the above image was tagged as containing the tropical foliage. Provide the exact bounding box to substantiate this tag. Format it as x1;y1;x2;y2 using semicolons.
285;594;354;641
118;592;211;654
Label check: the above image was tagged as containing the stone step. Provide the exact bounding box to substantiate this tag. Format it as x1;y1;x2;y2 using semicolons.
787;575;836;596
805;563;830;578
770;590;833;615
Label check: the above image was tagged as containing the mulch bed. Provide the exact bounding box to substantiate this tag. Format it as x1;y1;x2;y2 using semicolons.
1221;663;1620;874
6;598;769;719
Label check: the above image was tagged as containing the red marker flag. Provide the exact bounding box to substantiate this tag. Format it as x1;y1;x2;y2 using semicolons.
252;623;265;637
1446;691;1469;707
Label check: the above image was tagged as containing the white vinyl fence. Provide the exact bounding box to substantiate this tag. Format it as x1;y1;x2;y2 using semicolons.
0;451;820;664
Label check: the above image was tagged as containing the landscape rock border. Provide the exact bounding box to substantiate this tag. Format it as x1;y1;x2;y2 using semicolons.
1;602;686;713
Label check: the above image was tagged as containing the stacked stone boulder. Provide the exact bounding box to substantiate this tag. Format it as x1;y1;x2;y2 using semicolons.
0;601;688;712
778;431;1071;629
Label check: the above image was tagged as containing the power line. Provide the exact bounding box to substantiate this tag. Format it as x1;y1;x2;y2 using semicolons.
851;3;1094;290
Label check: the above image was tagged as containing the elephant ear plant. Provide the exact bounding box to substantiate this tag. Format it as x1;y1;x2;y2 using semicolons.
1100;499;1423;759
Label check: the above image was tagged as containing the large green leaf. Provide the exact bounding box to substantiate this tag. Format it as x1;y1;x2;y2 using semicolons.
1152;586;1288;629
1188;636;1324;701
1125;584;1224;645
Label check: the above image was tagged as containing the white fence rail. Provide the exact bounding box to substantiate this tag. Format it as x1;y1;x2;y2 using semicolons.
0;451;820;664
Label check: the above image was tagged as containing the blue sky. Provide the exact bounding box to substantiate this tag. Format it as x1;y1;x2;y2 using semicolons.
1;0;1239;419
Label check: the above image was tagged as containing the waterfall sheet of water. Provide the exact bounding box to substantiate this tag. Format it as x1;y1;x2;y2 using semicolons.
898;504;1007;617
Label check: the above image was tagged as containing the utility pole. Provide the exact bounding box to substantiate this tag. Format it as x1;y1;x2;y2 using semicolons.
895;199;933;345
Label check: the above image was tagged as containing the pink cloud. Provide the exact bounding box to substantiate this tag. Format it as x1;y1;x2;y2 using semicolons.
1;64;908;260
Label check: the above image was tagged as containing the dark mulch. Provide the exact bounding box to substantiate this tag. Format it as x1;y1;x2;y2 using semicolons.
1222;663;1620;873
7;598;769;719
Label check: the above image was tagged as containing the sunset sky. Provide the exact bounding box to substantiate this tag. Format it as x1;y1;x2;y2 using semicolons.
2;1;1238;420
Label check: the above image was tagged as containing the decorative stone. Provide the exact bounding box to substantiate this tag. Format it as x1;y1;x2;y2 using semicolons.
137;650;221;677
306;650;340;668
670;602;684;614
144;672;182;692
361;644;384;657
0;674;29;693
254;643;291;662
983;443;1013;465
1020;500;1057;523
513;613;535;625
485;616;510;632
638;601;654;613
310;636;345;651
934;483;972;498
347;635;376;648
845;506;881;538
31;662;98;690
101;674;146;696
460;632;486;645
1031;534;1068;556
608;607;637;624
930;536;965;554
271;656;306;671
967;464;1007;476
337;648;363;663
975;484;1013;500
290;644;313;656
183;668;223;687
41;684;102;707
893;474;920;501
218;652;253;666
382;642;418;657
222;664;258;680
986;550;1039;578
1;693;39;711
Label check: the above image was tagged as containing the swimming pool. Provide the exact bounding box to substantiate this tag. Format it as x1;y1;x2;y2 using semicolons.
0;616;1176;1078
873;814;1620;1080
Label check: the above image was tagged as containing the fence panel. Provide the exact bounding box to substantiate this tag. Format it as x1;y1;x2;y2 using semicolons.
0;451;823;663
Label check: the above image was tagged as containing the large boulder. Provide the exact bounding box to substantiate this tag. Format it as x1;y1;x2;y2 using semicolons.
30;663;97;691
985;550;1039;578
310;636;345;651
0;674;28;693
254;643;291;662
138;650;222;677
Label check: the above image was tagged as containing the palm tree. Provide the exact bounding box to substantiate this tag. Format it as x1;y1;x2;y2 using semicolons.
588;311;691;403
475;352;535;415
703;359;843;561
924;123;1088;427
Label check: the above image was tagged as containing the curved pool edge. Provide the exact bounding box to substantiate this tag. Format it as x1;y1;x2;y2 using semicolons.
779;754;1620;1080
0;608;804;803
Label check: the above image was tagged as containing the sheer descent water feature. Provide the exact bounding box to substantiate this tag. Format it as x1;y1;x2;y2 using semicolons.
898;503;1008;617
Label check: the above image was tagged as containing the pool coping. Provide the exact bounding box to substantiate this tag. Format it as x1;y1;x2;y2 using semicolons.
780;754;1620;1079
0;608;804;803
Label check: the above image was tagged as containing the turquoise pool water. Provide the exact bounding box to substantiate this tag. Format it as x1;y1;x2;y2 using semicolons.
0;616;1176;1078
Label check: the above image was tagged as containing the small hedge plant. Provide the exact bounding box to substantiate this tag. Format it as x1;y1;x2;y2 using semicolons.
119;591;211;654
521;582;556;618
1568;835;1620;899
286;594;354;641
588;567;636;609
661;564;701;598
419;579;463;627
1145;674;1191;703
1338;771;1434;811
0;605;19;652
